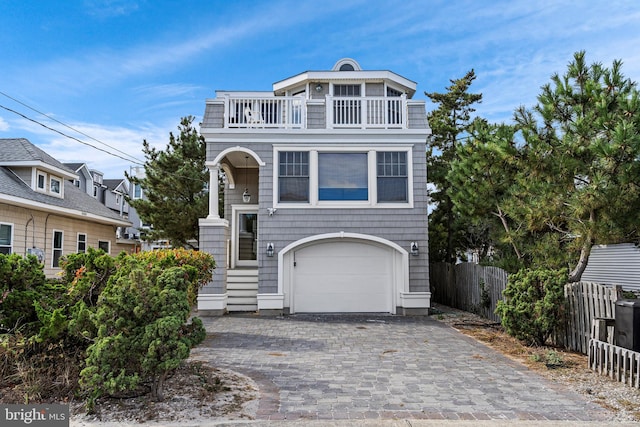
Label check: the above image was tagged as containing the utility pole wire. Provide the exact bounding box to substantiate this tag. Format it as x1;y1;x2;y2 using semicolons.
0;91;144;164
0;103;145;165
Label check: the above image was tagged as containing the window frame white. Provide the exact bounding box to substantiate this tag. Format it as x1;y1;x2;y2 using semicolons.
77;233;87;253
50;176;62;195
132;183;142;199
0;222;13;255
36;170;47;192
273;145;413;209
52;230;63;268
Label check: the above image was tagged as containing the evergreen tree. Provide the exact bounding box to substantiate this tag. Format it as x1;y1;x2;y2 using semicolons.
426;70;483;263
127;116;208;249
448;121;525;269
513;51;640;281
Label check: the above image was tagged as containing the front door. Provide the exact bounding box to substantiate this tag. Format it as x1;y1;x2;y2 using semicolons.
233;205;258;267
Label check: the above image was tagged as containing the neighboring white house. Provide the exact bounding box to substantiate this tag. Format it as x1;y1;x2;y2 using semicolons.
582;243;640;292
197;58;431;315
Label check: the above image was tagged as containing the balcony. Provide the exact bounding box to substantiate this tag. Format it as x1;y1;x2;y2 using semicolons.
218;95;409;130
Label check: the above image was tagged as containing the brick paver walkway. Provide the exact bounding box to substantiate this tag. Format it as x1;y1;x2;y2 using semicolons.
191;314;611;422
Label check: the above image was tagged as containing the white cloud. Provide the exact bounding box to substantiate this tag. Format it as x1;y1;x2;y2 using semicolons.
0;116;9;131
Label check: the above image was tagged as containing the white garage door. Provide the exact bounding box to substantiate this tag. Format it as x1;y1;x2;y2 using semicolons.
292;240;393;313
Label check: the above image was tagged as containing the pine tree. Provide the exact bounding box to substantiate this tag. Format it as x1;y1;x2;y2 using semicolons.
426;70;483;263
127;116;208;249
514;51;640;281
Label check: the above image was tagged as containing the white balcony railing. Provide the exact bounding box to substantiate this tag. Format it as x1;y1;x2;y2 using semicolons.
224;96;304;129
328;95;406;129
222;95;407;129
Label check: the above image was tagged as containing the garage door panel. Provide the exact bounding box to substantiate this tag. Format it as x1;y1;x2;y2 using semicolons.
292;240;393;313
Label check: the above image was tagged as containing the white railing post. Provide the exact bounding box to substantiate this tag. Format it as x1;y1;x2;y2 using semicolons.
361;97;367;129
326;95;334;129
401;94;408;129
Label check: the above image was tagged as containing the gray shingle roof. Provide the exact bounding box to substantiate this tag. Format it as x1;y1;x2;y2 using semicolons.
0;138;74;174
0;139;130;225
103;179;127;192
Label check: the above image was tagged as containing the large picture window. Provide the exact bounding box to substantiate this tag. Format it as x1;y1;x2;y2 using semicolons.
274;147;412;208
278;151;309;202
319;153;368;201
0;223;13;255
377;152;408;202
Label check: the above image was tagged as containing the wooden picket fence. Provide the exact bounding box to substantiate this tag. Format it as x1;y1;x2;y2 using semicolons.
430;262;507;323
561;282;623;354
589;339;640;388
431;264;624;354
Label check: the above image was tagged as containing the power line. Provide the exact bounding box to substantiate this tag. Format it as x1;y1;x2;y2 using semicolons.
0;103;145;166
0;91;144;164
0;94;208;184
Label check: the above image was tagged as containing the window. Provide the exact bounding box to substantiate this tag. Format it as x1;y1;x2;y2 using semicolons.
377;152;408;202
274;147;412;208
334;84;360;97
133;183;142;199
77;233;87;253
50;177;61;194
387;87;403;97
278;151;309;202
0;223;13;254
37;172;46;191
93;185;98;198
319;153;368;201
115;194;121;205
98;240;110;254
52;230;63;268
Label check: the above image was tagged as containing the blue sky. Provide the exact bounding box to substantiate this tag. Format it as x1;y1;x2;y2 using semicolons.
1;0;639;178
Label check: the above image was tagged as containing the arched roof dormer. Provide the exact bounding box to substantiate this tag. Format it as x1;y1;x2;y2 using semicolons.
332;58;362;72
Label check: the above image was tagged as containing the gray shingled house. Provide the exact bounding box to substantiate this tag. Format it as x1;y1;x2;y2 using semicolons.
197;59;431;315
0;138;132;277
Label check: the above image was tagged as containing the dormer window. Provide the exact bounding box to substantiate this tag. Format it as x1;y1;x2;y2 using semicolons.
37;172;46;191
332;58;362;71
50;177;61;195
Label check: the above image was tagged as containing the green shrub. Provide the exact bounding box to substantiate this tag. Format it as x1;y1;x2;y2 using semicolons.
80;266;206;407
113;248;215;305
0;254;47;333
495;268;567;346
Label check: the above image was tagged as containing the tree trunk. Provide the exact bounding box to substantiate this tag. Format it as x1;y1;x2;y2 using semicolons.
568;243;591;283
150;371;167;402
568;209;596;283
493;205;523;259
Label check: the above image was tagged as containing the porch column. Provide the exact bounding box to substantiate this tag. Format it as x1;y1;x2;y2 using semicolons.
207;165;219;220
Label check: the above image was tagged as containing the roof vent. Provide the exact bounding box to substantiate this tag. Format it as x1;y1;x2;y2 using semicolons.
332;58;361;71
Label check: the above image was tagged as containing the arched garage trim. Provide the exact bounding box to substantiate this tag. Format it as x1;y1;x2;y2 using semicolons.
277;232;409;314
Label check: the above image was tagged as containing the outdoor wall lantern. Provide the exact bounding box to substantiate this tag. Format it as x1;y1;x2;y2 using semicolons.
315;83;323;92
242;155;251;203
242;189;251;203
267;207;277;216
410;242;419;256
266;242;275;257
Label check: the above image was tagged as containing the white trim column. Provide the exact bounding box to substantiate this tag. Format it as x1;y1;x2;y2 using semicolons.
207;164;220;220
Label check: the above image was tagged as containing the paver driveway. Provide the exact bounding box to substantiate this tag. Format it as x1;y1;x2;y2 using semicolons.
190;314;610;422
